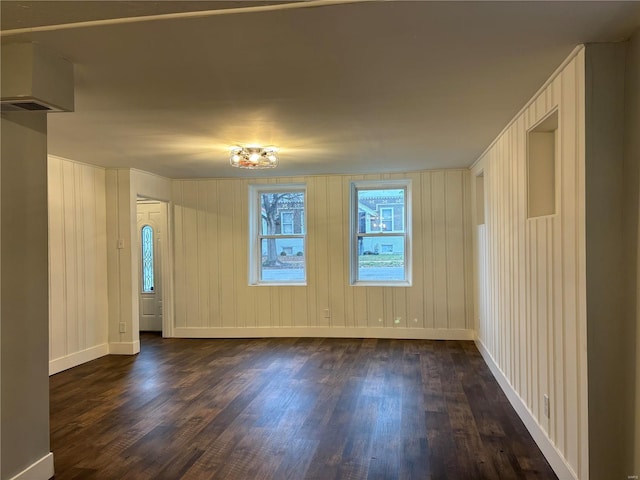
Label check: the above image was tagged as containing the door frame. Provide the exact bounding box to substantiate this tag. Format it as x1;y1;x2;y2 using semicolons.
137;207;162;332
135;197;174;339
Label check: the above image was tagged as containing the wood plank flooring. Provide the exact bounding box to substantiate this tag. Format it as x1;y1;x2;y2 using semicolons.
50;334;557;479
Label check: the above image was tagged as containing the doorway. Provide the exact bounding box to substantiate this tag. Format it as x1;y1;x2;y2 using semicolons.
136;199;166;332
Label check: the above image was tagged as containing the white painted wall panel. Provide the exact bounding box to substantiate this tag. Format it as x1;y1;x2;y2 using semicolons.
470;50;587;480
171;170;473;338
48;156;108;374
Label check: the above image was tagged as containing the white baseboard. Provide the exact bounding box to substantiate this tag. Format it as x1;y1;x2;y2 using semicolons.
475;339;578;480
8;452;54;480
49;343;109;375
109;340;141;355
171;326;475;340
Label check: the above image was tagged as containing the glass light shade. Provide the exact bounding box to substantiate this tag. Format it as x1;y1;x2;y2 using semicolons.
230;146;278;169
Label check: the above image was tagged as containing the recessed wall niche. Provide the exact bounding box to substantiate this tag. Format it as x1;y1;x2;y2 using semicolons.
527;110;558;218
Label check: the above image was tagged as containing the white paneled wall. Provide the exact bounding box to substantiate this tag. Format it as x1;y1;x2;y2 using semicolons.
471;49;587;479
105;168;173;351
171;170;473;338
48;156;109;374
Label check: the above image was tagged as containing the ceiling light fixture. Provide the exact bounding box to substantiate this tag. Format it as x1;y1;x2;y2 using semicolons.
230;145;279;169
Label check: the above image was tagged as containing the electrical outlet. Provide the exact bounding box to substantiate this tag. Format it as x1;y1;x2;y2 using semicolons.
543;394;550;419
117;238;125;249
323;308;331;318
119;322;126;333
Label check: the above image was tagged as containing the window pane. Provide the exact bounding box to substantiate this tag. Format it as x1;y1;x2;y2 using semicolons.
260;192;305;235
357;235;405;281
357;189;405;233
281;211;294;234
380;207;393;231
395;207;404;232
260;238;305;282
141;225;154;292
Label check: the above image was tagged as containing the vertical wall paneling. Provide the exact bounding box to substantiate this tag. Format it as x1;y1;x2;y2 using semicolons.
62;160;78;355
422;172;435;329
48;158;65;361
105;168;172;351
327;176;344;326
431;171;448;329
171;169;473;339
172;181;186;329
196;182;209;328
314;176;330;327
445;171;466;329
48;157;109;375
407;172;423;329
470;49;586;480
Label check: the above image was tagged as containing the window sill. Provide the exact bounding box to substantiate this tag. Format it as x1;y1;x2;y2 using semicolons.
351;281;412;287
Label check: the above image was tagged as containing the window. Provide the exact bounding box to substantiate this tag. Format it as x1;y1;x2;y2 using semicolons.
281;211;294;234
141;225;155;293
249;184;306;285
380;207;394;232
351;180;411;285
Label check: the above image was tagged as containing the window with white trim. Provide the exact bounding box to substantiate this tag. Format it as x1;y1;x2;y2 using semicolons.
380;207;393;232
350;180;411;285
249;184;306;285
281;211;294;234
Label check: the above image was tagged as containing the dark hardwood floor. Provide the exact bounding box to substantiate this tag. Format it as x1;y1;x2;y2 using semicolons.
50;334;557;480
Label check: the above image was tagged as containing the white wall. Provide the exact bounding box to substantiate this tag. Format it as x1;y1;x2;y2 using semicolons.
47;162;173;365
106;169;136;353
470;48;587;480
171;170;474;338
48;156;108;375
584;41;638;480
626;29;640;476
106;168;172;352
1;112;53;480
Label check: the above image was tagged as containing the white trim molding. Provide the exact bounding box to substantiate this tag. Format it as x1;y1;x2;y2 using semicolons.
8;452;54;480
109;340;141;355
172;327;474;340
475;339;578;480
49;343;109;375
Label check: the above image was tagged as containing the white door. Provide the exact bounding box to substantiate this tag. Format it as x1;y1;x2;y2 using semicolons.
137;202;163;331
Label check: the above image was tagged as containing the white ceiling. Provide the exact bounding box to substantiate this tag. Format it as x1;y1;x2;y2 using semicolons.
2;1;640;178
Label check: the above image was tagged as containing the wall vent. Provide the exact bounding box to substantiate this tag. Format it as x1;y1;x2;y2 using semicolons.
1;99;59;112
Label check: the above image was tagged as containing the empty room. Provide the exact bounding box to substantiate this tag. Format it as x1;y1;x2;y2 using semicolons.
1;1;640;479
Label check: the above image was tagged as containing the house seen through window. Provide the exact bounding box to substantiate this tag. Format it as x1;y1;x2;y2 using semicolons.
249;185;306;285
351;180;411;285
